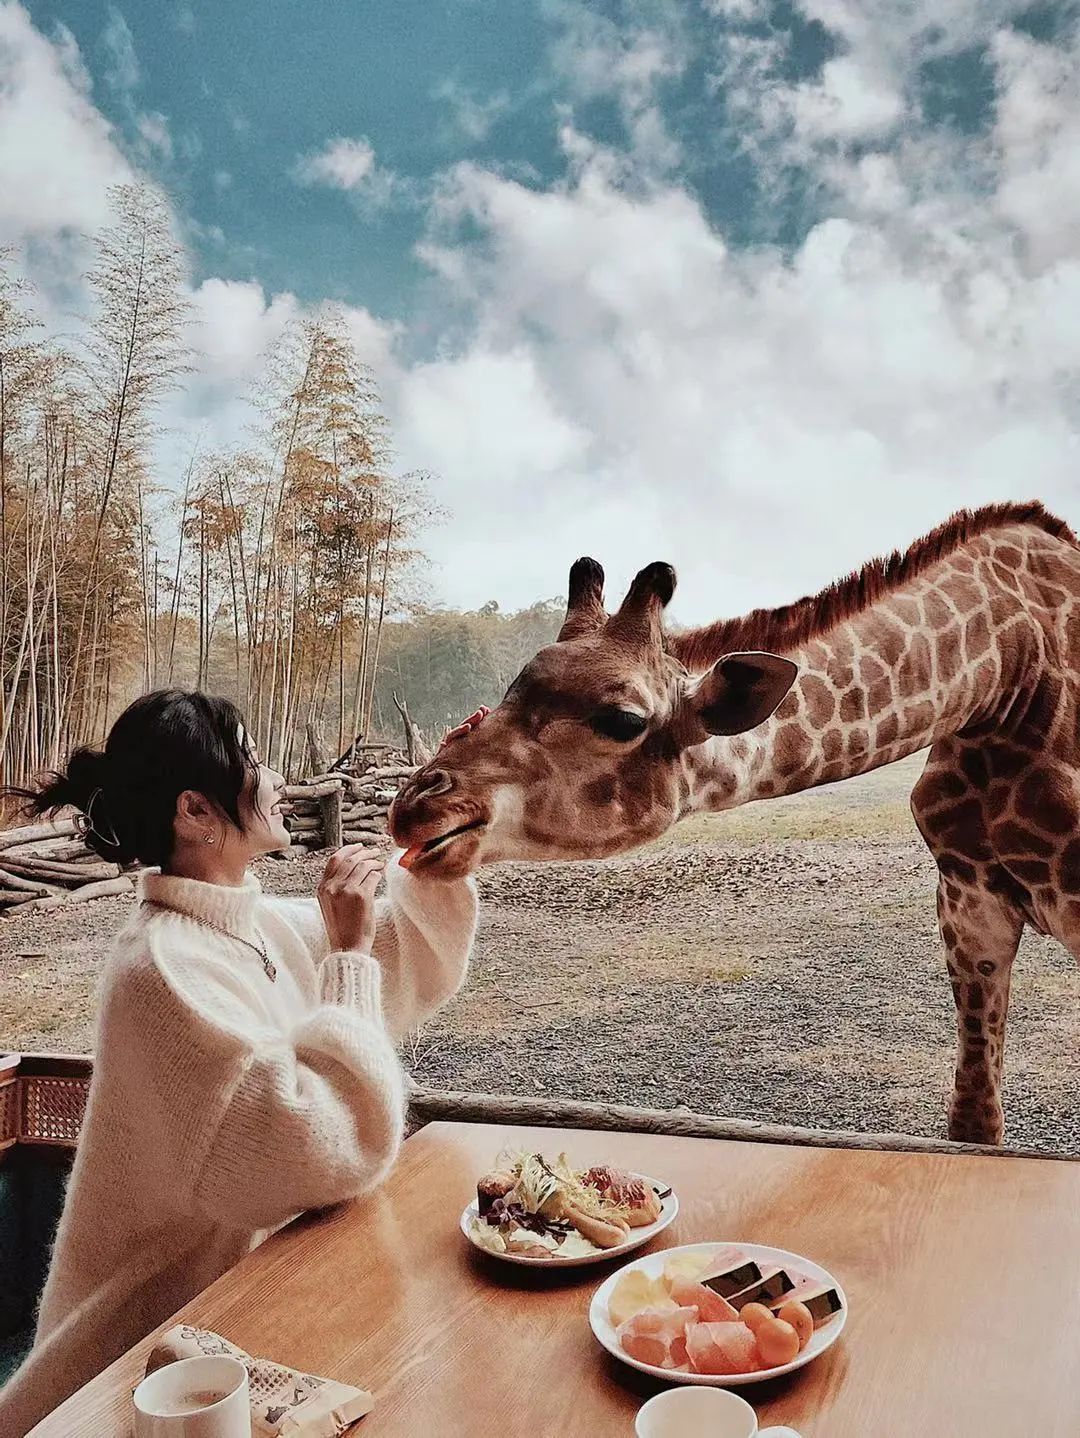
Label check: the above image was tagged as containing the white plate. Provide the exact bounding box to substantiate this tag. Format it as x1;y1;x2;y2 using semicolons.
461;1174;679;1268
589;1241;847;1386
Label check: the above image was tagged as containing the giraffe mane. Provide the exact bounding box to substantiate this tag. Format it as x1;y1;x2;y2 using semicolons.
668;500;1077;673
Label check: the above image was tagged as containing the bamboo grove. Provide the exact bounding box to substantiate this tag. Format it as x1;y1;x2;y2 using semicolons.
0;183;442;789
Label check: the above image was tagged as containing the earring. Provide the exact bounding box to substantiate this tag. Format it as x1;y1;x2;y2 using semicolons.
203;832;215;845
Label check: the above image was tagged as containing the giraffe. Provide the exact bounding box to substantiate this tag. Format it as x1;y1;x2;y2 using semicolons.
391;501;1080;1145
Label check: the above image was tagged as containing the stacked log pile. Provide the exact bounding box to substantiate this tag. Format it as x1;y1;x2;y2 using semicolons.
282;748;418;850
0;820;135;914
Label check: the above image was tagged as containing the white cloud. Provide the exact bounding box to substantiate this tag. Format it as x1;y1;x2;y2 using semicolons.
711;0;1040;177
136;109;173;161
545;0;689;172
387;116;1080;617
187;279;302;390
992;27;1080;270
293;135;377;191
100;6;139;93
0;3;132;246
789;54;905;141
433;78;510;142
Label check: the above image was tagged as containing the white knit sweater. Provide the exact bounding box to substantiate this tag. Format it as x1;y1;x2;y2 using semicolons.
1;856;477;1437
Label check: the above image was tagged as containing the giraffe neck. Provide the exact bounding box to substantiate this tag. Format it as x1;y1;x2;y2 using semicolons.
682;568;1031;814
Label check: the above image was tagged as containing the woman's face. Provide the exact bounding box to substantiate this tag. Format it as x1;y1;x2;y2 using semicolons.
241;742;290;856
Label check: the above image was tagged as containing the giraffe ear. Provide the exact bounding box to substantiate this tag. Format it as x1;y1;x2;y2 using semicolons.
558;557;606;642
689;652;798;736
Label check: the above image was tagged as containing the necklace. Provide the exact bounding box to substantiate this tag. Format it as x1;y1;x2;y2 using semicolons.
141;900;277;982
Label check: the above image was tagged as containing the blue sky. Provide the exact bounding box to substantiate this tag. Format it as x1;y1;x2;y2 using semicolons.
3;1;1080;616
23;1;559;331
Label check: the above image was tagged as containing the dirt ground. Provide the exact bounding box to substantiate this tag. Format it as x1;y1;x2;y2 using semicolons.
2;752;1078;1155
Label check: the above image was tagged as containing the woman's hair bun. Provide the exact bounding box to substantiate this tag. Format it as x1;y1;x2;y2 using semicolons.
65;750;133;862
10;748;133;863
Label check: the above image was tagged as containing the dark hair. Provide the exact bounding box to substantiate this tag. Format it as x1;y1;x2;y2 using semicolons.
4;690;260;867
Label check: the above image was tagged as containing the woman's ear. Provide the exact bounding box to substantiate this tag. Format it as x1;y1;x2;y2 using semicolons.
173;788;216;842
686;652;798;737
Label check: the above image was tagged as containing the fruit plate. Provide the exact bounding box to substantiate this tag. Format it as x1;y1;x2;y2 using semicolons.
589;1241;847;1386
461;1174;678;1268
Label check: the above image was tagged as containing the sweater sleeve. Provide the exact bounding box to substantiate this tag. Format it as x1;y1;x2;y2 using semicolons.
369;859;479;1038
266;855;479;1040
123;944;407;1233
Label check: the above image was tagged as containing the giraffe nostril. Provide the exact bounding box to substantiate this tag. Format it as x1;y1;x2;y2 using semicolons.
413;767;453;799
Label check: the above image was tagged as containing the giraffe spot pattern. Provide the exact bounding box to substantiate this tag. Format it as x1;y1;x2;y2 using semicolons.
937;630;962;681
839;688;867;722
774;723;814;778
821;727;843;763
964;612;991;661
1058;839;1080;893
867;678;893;716
800;675;836;726
923;592;955;629
1016;771;1075;833
875;713;900;747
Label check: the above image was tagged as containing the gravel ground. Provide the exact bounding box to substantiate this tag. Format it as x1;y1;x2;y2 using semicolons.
3;755;1079;1155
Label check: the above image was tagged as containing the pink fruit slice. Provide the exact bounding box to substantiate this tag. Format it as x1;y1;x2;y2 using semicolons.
670;1280;740;1323
618;1305;698;1370
686;1321;761;1375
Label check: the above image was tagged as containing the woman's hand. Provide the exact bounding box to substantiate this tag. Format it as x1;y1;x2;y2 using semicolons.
439;706;489;751
318;845;386;954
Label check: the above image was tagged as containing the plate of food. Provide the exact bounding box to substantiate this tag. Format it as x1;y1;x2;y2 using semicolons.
462;1151;678;1267
589;1241;846;1386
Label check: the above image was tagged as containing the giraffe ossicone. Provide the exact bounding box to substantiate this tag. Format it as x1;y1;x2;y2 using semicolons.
390;500;1080;1145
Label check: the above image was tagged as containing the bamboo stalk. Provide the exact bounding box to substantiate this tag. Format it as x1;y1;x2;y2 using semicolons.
362;507;394;738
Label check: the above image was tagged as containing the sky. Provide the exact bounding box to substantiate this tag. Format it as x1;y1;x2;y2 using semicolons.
2;0;1079;622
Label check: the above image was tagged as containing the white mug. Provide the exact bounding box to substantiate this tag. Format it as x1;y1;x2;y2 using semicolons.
635;1386;802;1438
133;1355;250;1438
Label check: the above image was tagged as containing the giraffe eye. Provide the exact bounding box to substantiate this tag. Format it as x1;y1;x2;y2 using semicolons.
590;707;648;742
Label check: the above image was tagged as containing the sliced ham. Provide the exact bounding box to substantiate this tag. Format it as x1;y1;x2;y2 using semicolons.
617;1305;698;1370
670;1280;740;1323
686;1321;761;1375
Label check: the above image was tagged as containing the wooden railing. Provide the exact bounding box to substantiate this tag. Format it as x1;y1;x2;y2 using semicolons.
2;1059;1072;1162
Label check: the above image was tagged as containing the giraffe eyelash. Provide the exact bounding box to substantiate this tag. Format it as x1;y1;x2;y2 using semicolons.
589;708;649;742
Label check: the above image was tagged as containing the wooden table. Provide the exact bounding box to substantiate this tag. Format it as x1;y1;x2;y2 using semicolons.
32;1122;1080;1437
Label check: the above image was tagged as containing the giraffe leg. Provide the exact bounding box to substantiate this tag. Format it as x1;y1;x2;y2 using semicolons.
936;876;1022;1145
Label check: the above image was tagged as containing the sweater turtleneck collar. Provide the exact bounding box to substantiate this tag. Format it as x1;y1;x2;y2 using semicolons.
137;868;263;936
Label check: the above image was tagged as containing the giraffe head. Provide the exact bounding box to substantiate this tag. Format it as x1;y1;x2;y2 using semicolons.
389;558;798;877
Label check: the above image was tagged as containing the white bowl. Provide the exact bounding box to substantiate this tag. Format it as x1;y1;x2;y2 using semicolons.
590;1240;846;1386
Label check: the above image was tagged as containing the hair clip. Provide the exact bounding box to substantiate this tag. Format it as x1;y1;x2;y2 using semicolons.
81;787;120;849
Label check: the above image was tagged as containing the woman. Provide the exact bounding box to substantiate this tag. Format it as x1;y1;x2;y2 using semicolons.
0;689;479;1435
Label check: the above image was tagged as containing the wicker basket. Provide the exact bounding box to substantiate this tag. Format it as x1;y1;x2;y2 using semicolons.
0;1055;91;1150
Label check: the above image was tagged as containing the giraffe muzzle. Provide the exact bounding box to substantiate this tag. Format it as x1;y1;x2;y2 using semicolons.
419;816;487;855
396;815;489;872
